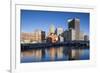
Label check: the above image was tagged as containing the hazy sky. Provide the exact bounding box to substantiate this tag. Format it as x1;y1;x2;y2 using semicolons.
21;10;89;35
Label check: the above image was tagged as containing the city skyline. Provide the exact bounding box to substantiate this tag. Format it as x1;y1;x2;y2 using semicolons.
21;10;89;35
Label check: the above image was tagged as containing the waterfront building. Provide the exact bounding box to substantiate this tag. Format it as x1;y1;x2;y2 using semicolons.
68;29;76;40
21;32;34;43
68;18;80;40
34;30;45;43
62;30;69;41
21;30;45;43
62;29;76;41
59;35;64;42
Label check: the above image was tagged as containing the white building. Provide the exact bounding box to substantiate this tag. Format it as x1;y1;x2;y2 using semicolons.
59;35;64;42
79;31;85;40
68;29;76;40
68;18;80;40
56;27;63;36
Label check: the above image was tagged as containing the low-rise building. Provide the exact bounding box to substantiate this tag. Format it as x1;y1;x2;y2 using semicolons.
21;30;45;43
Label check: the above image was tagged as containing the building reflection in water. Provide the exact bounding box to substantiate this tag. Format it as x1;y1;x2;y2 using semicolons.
45;47;64;61
56;47;63;59
68;48;83;60
21;49;42;61
21;47;89;62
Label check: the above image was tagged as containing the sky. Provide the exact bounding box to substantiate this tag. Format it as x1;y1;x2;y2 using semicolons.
21;9;89;35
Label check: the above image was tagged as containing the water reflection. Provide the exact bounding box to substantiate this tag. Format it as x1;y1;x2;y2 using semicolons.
21;47;89;63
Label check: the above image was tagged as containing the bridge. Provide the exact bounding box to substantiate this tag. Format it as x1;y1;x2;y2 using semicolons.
21;41;89;51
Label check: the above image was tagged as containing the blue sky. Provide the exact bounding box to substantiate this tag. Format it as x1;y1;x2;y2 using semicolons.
21;10;89;35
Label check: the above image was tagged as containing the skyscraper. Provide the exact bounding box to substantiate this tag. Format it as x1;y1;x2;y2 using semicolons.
34;30;45;43
55;27;63;36
55;27;64;42
68;29;76;40
68;18;80;40
49;24;55;34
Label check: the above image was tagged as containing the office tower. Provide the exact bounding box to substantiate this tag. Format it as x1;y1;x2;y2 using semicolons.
62;30;69;41
49;24;55;34
79;32;85;40
68;29;76;40
34;30;45;43
55;27;64;42
62;29;76;41
68;18;80;40
55;27;63;36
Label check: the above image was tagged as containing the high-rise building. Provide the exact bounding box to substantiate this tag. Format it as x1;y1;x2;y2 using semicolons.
68;18;80;40
34;30;45;43
62;30;69;41
68;29;76;40
55;27;63;36
62;29;76;41
55;27;64;42
49;24;55;34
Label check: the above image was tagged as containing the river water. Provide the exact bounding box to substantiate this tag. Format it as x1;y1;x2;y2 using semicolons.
21;47;89;63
